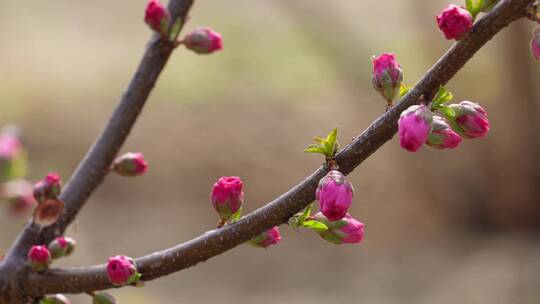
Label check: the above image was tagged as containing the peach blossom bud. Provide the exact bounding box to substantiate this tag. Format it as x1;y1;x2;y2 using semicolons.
398;104;433;152
249;227;282;248
28;245;52;272
313;212;365;245
184;27;223;54
372;53;404;102
33;172;62;204
144;0;171;36
48;236;76;259
106;255;139;286
316;170;354;222
211;176;243;222
436;4;473;40
112;152;148;177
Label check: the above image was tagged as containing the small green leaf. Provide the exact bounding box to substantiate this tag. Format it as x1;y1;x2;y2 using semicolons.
399;83;410;97
466;0;484;18
230;207;242;223
312;136;326;143
298;204;313;224
301;220;328;232
436;105;456;119
304;128;339;158
432;86;453;107
323;127;338;157
304;145;326;154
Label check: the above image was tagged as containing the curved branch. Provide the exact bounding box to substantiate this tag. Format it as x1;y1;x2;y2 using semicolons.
0;0;193;299
23;0;533;296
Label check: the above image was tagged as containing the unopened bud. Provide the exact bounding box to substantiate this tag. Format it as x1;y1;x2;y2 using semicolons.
48;236;76;260
436;4;473;40
371;53;404;103
184;27;223;54
211;176;243;222
448;101;490;139
106;255;140;286
316;170;354;222
313;213;365;245
144;0;171;36
40;294;70;304
112;152;148;177
398;104;433;152
93;292;116;304
426;116;462;149
33;172;62;204
28;245;52;272
249;227;282;248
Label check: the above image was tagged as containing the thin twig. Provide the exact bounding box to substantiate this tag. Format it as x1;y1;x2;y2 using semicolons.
22;0;534;296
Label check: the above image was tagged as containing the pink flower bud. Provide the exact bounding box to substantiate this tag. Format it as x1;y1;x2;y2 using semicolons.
112;152;148;177
184;27;223;54
1;179;36;216
436;4;474;40
426;116;462;149
316;170;354;222
249;227;282;248
41;294;71;304
398;104;433;152
106;255;139;286
211;176;243;222
93;292;116;304
33;172;62;204
371;53;404;102
48;236;76;259
449;101;490;138
144;0;171;36
313;212;365;245
28;245;52;272
0;133;21;161
531;26;540;60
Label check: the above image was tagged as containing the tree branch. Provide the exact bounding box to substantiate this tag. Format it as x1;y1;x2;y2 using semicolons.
22;0;534;296
0;0;193;302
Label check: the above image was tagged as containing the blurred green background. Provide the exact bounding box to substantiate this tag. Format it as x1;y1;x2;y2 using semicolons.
1;0;540;303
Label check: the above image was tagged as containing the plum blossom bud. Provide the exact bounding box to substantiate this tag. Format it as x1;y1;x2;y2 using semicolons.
107;255;140;286
28;245;52;272
427;116;462;149
249;227;282;248
398;104;433;152
40;294;71;304
316;170;354;222
93;292;116;304
48;236;76;260
531;26;540;60
313;212;365;245
112;152;148;177
1;179;36;216
449;101;490;138
33;172;62;204
436;5;474;40
184;27;223;54
211;176;243;222
144;0;171;36
371;53;404;103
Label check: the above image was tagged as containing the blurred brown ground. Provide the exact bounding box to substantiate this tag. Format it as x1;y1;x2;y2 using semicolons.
1;0;540;303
